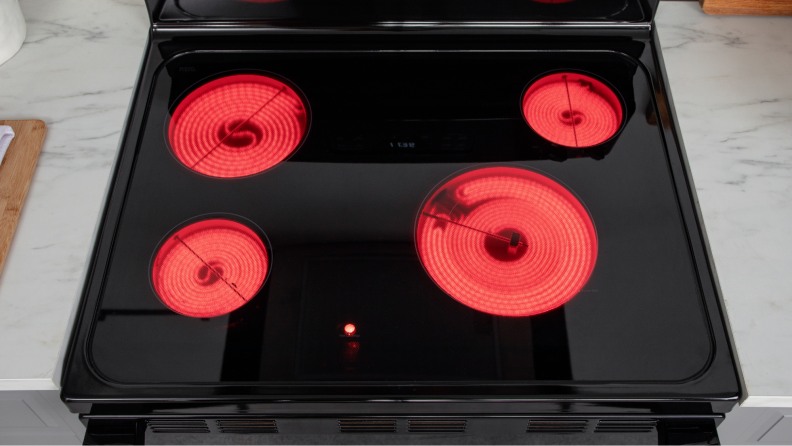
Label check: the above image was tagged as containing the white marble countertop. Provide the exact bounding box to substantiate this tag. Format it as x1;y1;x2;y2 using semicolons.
655;3;792;407
0;0;790;407
0;0;150;390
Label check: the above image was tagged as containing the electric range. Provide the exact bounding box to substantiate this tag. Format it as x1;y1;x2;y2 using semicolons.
60;0;743;443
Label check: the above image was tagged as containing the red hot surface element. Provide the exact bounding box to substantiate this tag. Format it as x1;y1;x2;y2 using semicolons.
522;72;622;148
168;74;307;178
416;167;597;317
152;219;269;317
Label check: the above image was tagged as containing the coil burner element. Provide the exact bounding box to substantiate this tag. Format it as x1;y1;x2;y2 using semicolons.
168;74;307;178
522;72;622;148
152;219;269;317
416;166;597;317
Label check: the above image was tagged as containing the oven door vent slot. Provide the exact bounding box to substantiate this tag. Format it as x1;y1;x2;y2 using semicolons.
147;419;209;434
339;419;397;433
595;419;658;433
217;419;278;434
408;419;466;433
526;419;588;433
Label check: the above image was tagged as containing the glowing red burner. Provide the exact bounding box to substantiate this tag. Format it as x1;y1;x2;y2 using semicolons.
522;72;622;148
152;219;269;318
168;74;307;178
416;167;597;317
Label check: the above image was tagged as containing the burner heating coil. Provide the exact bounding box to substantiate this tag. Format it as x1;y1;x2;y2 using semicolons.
152;219;269;317
168;74;307;178
522;72;622;148
416;167;597;317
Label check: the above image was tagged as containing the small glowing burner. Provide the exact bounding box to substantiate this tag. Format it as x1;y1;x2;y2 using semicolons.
168;74;307;178
151;218;269;317
522;72;622;148
416;166;597;317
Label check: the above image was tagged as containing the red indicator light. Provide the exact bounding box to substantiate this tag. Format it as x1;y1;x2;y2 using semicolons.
168;74;308;178
416;166;597;317
344;324;356;336
151;219;269;318
522;72;622;148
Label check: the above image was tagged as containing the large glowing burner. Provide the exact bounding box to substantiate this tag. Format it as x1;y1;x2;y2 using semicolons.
416;167;597;317
168;74;307;178
522;72;622;148
152;219;269;318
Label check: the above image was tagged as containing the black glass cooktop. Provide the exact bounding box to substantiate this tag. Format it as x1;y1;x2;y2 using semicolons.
87;50;712;386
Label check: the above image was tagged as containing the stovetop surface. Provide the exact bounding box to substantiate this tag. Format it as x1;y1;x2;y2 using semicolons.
85;50;715;387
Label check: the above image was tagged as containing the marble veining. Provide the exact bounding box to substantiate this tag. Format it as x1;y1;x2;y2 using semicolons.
656;2;792;404
0;0;148;385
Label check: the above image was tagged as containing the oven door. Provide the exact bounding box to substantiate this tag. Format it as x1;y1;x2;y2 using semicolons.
81;415;721;445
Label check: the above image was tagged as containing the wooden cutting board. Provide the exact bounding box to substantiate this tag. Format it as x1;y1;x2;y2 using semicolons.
0;120;46;276
701;0;792;15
